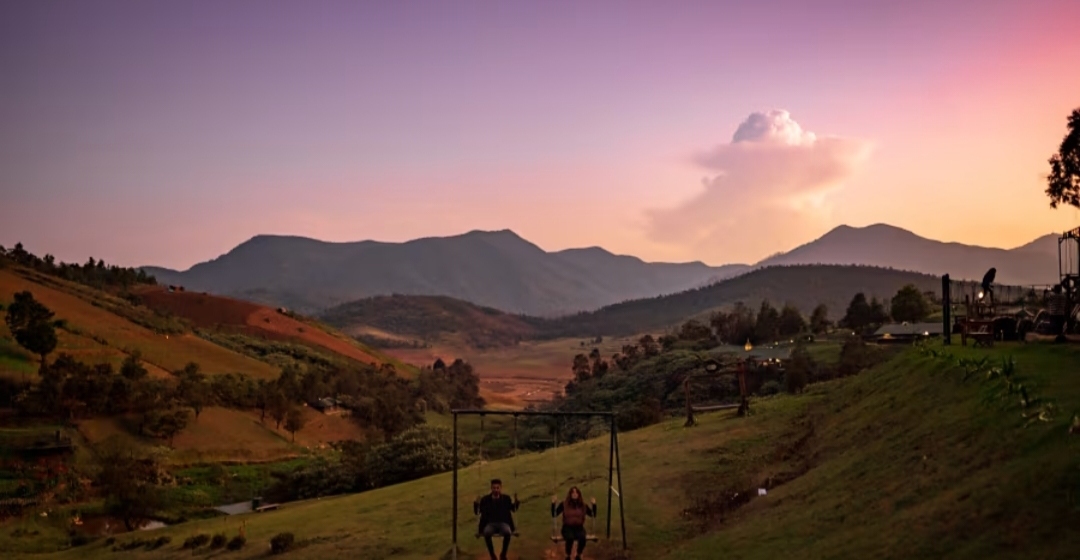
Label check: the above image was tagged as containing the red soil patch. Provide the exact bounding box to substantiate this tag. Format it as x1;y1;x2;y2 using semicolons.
136;287;384;366
239;406;370;448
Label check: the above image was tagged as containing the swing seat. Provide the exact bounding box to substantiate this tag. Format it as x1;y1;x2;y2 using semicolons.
549;534;600;543
475;532;520;538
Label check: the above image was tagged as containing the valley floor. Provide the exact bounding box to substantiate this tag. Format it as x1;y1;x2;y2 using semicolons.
384;338;634;407
7;342;1080;559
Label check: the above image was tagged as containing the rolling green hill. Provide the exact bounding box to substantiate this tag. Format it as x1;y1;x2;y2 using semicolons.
14;341;1079;559
322;264;968;344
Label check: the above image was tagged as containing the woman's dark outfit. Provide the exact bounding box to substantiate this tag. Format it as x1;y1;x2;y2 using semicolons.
551;499;597;559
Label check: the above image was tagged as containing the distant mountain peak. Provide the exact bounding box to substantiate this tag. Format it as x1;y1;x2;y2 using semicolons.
757;222;1058;286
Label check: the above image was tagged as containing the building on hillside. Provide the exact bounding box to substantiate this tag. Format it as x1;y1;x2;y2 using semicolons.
310;397;345;415
872;322;943;344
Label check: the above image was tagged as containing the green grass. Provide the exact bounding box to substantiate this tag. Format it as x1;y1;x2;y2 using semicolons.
0;336;37;378
165;458;313;511
12;341;1080;559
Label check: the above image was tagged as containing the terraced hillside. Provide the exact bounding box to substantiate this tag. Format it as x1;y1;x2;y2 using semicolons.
0;265;407;461
15;341;1078;559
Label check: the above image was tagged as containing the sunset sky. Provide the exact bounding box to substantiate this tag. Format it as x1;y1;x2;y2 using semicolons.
2;0;1079;270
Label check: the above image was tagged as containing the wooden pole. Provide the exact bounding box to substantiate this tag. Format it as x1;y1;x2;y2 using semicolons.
737;360;750;416
451;412;458;560
683;376;696;427
606;415;615;540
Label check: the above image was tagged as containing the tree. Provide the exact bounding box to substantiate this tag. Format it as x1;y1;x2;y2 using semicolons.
755;300;780;343
785;343;815;394
638;335;659;358
120;352;149;382
777;304;807;337
890;284;931;323
132;378;168;436
869;297;890;325
284;407;305;442
809;304;830;334
840;293;872;331
96;437;165;531
152;408;190;446
267;388;290;429
175;362;211;420
364;425;458;487
571;353;591;382
4;291;58;372
1046;107;1080;209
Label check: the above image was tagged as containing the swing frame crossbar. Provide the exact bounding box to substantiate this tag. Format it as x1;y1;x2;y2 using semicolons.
450;410;627;558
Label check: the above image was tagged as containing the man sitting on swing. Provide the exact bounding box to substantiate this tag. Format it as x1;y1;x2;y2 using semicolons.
552;486;597;560
474;478;519;560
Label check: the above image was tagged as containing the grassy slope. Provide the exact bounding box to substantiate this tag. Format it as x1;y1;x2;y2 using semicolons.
20;341;1079;560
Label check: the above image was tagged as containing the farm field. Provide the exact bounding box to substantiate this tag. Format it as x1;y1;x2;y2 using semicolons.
134;287;393;368
73;405;365;466
14;341;1078;560
0;270;278;378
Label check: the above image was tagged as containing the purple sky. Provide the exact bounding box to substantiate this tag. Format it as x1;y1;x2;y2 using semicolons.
2;0;1079;269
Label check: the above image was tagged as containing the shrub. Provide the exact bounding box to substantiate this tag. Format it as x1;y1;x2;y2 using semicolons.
270;532;295;554
148;536;171;550
182;533;211;549
210;533;227;549
70;534;94;547
117;538;147;550
365;426;457;487
760;380;782;396
104;537;115;546
227;535;246;551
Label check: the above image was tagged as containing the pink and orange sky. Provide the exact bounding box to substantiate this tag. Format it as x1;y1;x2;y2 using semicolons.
2;0;1079;270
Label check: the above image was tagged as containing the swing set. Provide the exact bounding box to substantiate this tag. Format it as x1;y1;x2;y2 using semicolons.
449;410;628;559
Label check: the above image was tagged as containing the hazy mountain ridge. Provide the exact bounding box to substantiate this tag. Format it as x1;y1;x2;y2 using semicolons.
143;223;1059;316
143;230;747;316
755;223;1059;286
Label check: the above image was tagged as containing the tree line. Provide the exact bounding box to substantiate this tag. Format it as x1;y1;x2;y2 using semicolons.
0;242;157;290
533;286;929;437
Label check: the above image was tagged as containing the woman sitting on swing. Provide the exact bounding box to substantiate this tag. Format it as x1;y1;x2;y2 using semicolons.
551;486;597;560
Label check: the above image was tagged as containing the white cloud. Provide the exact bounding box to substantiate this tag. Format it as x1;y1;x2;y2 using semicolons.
646;109;871;263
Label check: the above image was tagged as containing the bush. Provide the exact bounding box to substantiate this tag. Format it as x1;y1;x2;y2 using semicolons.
70;534;94;547
227;535;246;551
270;532;295;554
210;533;227;549
104;537;115;546
365;425;457;487
116;538;147;551
182;533;211;549
148;536;171;550
759;380;782;396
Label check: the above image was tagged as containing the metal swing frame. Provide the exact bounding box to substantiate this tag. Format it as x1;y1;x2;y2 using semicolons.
450;410;627;559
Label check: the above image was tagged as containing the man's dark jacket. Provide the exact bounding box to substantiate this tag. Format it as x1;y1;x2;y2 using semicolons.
474;493;518;532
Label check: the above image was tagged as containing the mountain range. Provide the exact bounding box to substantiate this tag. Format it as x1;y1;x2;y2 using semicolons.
143;223;1062;316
